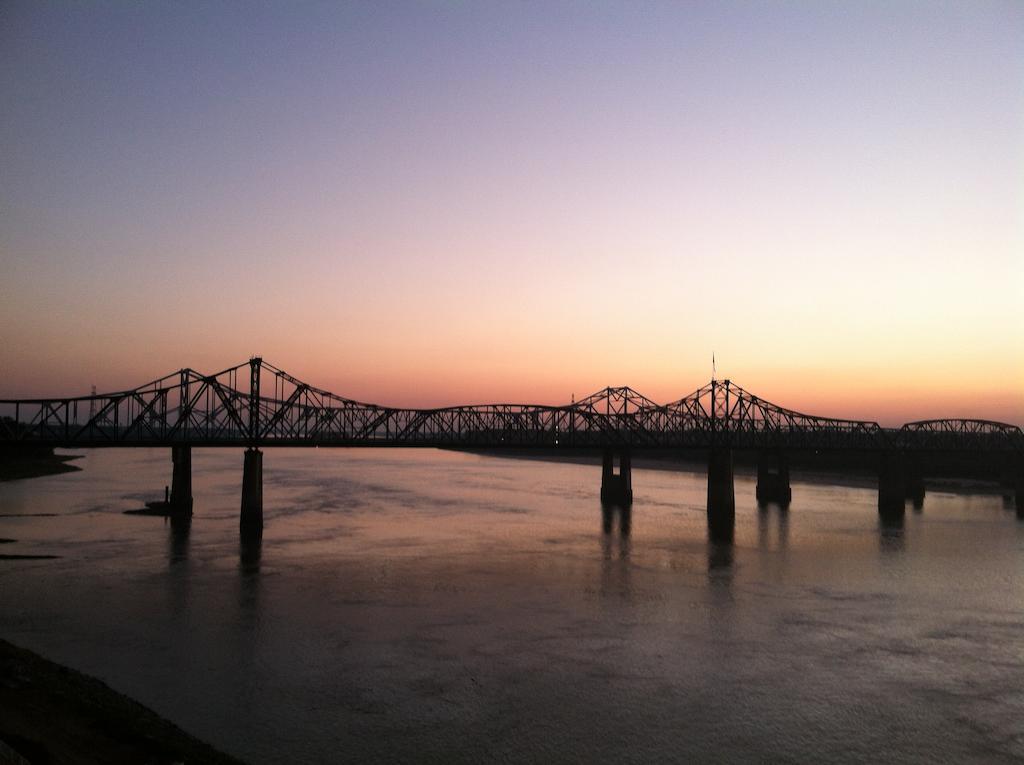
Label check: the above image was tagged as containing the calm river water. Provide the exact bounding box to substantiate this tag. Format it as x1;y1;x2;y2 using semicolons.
1;448;1022;763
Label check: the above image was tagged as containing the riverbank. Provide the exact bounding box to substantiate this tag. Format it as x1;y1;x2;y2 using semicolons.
0;452;81;482
0;638;244;764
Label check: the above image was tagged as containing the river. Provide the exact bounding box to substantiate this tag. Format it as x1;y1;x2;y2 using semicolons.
1;447;1021;763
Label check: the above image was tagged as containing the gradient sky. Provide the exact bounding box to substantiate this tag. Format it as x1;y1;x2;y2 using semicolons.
1;1;1022;424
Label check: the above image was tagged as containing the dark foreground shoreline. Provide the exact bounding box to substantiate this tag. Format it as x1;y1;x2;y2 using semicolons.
0;452;81;483
0;639;244;765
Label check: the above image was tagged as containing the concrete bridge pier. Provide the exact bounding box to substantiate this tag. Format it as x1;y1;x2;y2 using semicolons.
169;445;193;517
240;448;263;537
600;448;633;505
707;448;735;542
998;458;1024;519
878;451;907;520
756;450;792;507
1011;460;1024;519
903;454;925;510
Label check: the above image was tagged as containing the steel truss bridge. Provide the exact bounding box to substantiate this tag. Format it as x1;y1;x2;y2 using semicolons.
1;358;1021;455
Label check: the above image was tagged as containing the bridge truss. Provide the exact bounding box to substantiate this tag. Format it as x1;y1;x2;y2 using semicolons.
1;358;1021;454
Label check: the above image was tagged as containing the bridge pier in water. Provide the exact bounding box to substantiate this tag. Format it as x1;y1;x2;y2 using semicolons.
903;454;925;510
169;445;193;517
1018;474;1024;520
756;451;791;507
878;451;928;516
600;448;633;505
1012;460;1024;520
878;451;907;520
240;448;263;537
998;458;1024;519
707;448;735;542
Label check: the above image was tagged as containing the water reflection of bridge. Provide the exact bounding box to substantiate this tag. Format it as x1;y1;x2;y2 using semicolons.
2;358;1021;539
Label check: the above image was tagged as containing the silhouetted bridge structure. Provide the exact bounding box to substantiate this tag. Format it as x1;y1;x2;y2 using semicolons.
2;358;1022;538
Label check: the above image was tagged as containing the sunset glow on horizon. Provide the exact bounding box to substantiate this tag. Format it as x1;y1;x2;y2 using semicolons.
2;2;1022;426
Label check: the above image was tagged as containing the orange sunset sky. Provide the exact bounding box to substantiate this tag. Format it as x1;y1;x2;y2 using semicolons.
1;2;1022;426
